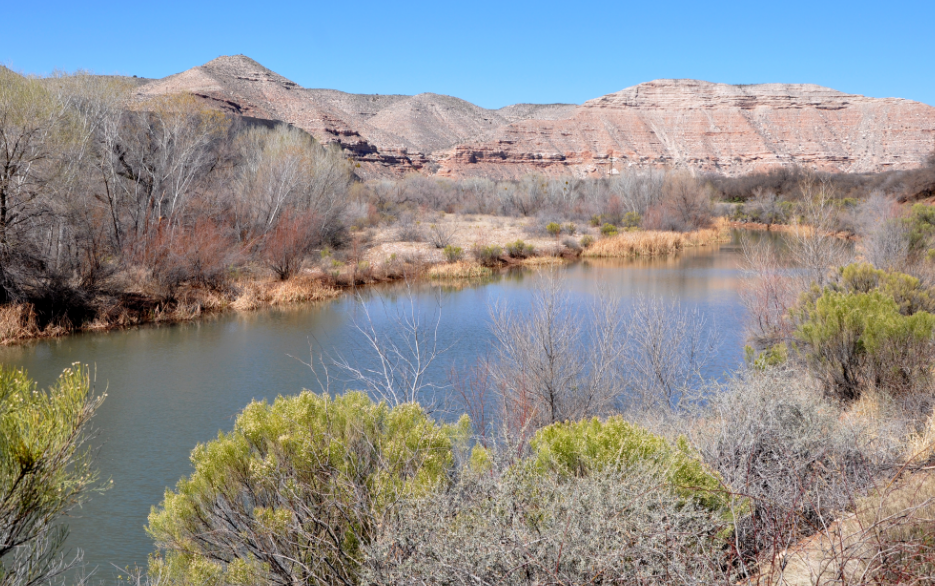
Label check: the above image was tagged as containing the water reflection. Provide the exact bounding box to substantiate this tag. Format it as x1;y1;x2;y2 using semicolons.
0;235;753;574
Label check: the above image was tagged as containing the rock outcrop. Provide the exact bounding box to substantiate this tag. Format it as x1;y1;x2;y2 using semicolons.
134;57;935;177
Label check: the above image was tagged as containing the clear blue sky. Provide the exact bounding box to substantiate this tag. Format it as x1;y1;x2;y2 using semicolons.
4;0;934;109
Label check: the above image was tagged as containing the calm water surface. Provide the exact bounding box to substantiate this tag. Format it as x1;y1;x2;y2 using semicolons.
0;237;754;573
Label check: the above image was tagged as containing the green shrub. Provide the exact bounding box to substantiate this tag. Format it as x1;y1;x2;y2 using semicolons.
443;245;463;262
905;203;935;253
563;222;577;235
473;244;502;267
622;211;642;229
796;289;935;401
580;235;595;248
546;222;562;237
0;365;103;586
589;215;602;227
148;391;467;586
529;416;729;512
600;223;619;237
834;263;935;315
505;239;534;259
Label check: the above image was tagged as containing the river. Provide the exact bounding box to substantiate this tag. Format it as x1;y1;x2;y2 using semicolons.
0;234;756;575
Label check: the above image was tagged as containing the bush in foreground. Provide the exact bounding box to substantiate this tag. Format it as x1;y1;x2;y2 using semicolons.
0;365;103;586
147;391;468;586
364;417;732;585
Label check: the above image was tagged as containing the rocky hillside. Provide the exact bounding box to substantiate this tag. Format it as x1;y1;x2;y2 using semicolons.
134;56;935;177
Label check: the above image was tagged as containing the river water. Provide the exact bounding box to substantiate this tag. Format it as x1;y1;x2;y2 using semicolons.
0;235;755;574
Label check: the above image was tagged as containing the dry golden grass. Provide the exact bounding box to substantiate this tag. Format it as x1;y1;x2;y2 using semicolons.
907;409;935;463
583;221;729;259
233;276;339;310
521;256;568;267
0;303;39;344
428;261;493;280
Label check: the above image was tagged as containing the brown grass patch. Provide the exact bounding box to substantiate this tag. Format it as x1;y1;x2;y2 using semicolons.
428;261;493;280
0;303;40;344
520;256;568;267
233;276;339;310
584;221;729;258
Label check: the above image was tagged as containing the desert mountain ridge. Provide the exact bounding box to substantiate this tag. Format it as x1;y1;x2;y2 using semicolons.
133;55;935;178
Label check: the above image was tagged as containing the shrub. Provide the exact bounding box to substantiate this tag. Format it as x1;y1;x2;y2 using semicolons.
261;211;319;280
561;237;581;252
622;211;642;228
0;365;104;586
589;215;602;227
545;221;562;237
529;416;728;512
580;234;595;248
694;366;901;566
505;239;534;259
795;287;935;401
148;391;467;586
364;464;733;585
442;244;463;262
563;222;577;235
472;244;502;267
365;421;733;585
427;223;457;249
600;222;619;237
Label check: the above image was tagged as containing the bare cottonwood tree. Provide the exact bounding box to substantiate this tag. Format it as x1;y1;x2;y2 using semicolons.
329;283;448;409
622;296;720;411
787;178;853;288
857;192;910;271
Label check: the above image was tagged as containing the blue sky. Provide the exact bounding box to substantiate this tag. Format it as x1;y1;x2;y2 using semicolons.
6;0;934;109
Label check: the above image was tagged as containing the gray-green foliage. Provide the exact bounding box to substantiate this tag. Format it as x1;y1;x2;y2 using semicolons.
0;364;103;586
364;447;732;585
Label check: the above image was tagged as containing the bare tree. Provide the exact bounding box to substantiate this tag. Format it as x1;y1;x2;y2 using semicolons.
489;273;624;430
857;192;909;271
622;296;720;412
329;283;449;408
787;178;853;288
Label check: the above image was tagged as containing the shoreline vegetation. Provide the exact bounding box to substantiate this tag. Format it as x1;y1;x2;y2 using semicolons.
0;219;730;346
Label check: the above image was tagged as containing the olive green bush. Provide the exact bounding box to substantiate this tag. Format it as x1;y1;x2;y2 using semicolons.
529;416;729;512
795;265;935;401
504;239;534;259
0;365;103;586
147;391;468;586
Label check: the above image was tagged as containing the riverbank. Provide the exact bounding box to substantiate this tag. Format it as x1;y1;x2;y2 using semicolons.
0;216;729;346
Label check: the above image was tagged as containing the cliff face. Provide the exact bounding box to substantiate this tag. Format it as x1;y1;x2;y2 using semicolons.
135;57;935;177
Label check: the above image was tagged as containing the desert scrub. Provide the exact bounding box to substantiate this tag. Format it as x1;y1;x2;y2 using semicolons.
0;364;104;586
563;222;577;235
472;244;502;267
622;211;642;228
693;366;902;562
546;221;562;237
364;446;733;585
148;391;469;586
580;234;595;248
442;244;463;262
505;239;535;259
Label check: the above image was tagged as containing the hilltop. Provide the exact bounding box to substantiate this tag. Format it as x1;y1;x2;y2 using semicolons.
134;55;935;177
